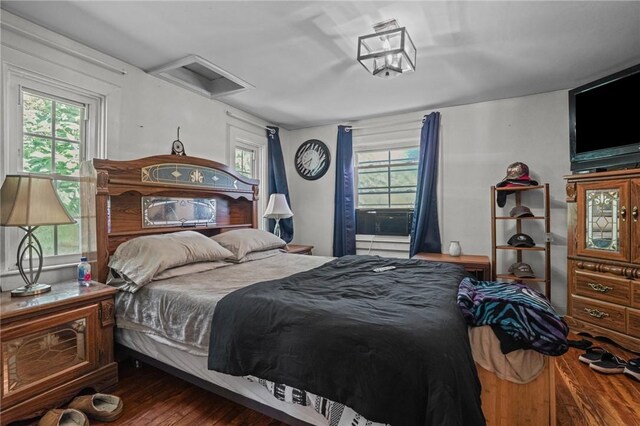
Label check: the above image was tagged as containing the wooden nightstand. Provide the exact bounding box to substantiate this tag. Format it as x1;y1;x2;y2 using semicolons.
0;281;118;425
412;253;491;281
285;244;314;255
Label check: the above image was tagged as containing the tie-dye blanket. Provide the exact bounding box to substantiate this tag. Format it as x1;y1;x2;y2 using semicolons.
457;278;569;356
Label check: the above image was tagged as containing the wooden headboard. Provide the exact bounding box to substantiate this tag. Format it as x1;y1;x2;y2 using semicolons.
92;155;259;283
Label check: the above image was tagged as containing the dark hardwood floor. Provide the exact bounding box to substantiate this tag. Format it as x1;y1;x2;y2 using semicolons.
556;333;640;426
13;332;640;426
92;337;640;426
92;360;287;426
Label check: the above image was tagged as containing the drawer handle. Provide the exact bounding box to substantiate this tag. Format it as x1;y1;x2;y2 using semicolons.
588;282;613;293
584;307;609;319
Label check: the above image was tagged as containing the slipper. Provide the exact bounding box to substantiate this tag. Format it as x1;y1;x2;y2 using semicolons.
37;408;89;426
568;338;593;350
624;358;640;381
589;352;627;374
578;346;607;364
68;393;124;422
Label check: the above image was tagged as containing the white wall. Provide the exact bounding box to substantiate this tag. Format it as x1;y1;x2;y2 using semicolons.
284;91;570;312
0;12;571;313
281;124;338;255
0;12;272;290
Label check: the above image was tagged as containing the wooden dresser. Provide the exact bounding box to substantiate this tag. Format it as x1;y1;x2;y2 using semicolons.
566;169;640;352
0;281;118;425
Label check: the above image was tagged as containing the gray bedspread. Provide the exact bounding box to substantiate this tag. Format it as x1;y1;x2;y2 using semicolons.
114;253;331;354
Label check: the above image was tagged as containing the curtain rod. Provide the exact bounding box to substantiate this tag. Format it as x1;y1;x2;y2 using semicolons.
226;111;275;134
345;117;424;131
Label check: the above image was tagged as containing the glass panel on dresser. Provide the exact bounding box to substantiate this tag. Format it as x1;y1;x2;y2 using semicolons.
2;318;87;395
586;189;620;251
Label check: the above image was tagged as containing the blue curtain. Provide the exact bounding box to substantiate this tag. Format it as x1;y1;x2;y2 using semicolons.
267;126;293;242
332;125;356;256
410;112;442;257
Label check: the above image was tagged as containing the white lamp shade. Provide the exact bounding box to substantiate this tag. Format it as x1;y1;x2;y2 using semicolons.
1;175;76;226
263;194;293;219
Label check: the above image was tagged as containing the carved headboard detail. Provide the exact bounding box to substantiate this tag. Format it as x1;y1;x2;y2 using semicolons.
92;155;259;282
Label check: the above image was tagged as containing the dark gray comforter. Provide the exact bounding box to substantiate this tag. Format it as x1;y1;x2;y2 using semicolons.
208;255;485;426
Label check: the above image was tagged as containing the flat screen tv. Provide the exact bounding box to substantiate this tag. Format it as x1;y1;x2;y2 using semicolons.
569;63;640;172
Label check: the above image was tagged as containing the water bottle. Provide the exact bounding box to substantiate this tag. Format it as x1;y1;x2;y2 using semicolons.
77;257;92;286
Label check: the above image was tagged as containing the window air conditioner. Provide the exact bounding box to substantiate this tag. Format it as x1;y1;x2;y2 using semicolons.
356;209;414;236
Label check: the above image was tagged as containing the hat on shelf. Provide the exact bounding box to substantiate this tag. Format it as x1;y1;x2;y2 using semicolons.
498;162;539;186
505;162;529;180
510;205;534;218
507;233;536;248
496;162;539;207
508;262;536;278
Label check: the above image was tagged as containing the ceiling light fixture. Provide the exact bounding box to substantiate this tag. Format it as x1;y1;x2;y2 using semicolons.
357;19;416;79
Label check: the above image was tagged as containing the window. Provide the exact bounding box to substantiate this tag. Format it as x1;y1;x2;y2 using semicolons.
355;147;419;209
234;146;255;178
3;64;106;274
20;89;86;256
228;126;267;228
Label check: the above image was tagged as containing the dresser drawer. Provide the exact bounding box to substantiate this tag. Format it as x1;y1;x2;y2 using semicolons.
574;270;630;305
1;282;118;425
571;296;627;333
632;281;640;309
628;308;640;338
1;304;99;408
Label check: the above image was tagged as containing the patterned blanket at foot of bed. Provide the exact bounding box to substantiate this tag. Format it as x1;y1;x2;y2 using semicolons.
247;376;388;426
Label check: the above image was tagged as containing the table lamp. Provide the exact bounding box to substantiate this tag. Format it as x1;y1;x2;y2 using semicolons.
263;194;293;239
1;175;76;297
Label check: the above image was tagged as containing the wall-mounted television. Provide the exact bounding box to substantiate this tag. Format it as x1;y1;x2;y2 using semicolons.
569;63;640;172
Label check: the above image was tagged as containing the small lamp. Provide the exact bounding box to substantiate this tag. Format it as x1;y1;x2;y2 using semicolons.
263;194;293;239
1;175;76;297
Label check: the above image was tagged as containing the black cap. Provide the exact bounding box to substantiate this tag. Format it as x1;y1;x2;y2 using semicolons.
507;233;536;248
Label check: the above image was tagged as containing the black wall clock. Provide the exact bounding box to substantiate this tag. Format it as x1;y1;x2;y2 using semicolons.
294;139;330;180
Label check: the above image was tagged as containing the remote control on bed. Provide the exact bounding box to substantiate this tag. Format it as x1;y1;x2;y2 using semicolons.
373;266;396;272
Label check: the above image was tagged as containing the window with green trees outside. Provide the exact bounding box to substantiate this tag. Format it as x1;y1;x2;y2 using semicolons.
234;146;255;178
355;147;419;209
21;90;85;257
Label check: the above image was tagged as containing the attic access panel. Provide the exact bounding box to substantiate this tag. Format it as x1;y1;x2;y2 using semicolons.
148;55;253;98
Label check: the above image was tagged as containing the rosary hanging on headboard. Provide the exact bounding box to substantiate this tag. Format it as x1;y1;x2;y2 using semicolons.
171;126;186;156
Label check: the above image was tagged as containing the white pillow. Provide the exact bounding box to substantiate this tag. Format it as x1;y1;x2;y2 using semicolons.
108;231;234;292
212;228;286;260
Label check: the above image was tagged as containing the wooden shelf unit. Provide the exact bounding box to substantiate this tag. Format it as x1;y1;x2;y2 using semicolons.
491;183;551;299
495;245;546;251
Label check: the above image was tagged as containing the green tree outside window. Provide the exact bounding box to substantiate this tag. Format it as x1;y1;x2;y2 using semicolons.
22;91;84;256
356;147;419;209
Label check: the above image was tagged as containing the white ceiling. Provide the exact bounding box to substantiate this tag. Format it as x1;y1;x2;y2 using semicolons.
2;1;640;130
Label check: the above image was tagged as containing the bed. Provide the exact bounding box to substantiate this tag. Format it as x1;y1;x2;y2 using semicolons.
90;155;556;426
